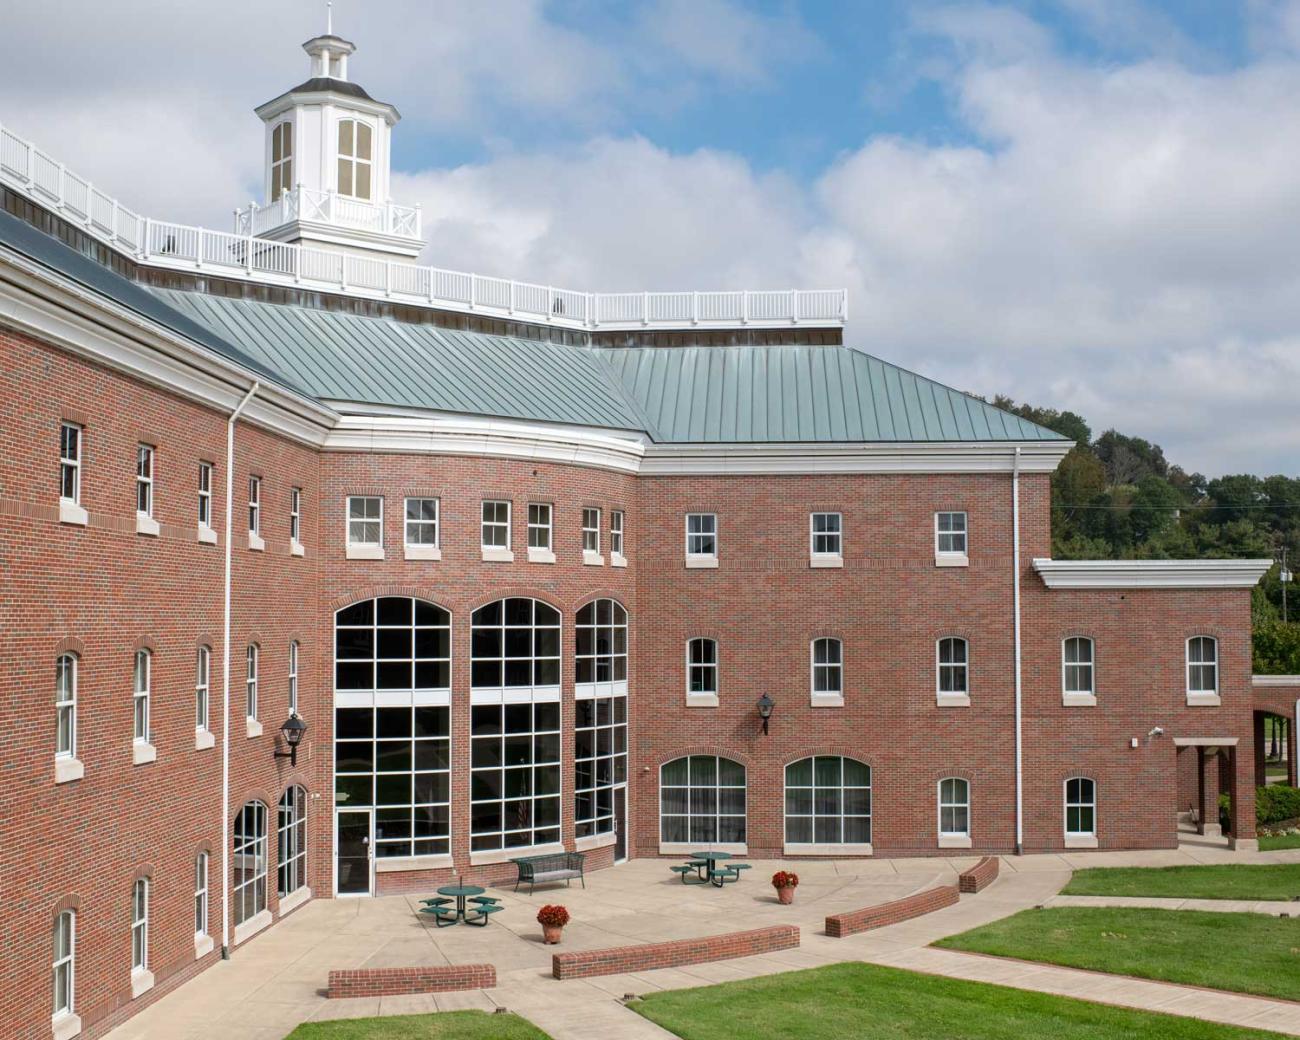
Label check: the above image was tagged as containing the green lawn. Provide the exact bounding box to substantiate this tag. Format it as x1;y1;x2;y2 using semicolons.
935;907;1300;1002
631;962;1290;1040
1062;864;1300;901
1260;833;1300;851
285;1010;550;1040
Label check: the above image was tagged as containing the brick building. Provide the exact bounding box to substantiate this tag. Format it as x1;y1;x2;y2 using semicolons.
0;25;1280;1040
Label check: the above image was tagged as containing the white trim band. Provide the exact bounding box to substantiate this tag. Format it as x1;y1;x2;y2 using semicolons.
1033;558;1272;589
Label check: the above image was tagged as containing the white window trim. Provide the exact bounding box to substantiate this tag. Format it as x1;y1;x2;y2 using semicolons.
132;650;155;764
247;476;261;537
195;645;212;743
1062;636;1097;706
582;507;604;565
246;644;260;732
809;511;844;568
783;756;872;854
659;755;747;850
480;500;514;561
810;637;844;707
56;653;77;764
686;638;719;707
53;910;78;1035
685;513;718;568
938;777;972;847
1064;776;1098;847
610;510;627;567
336;117;374;201
290;487;304;555
194;852;209;941
346;495;384;560
288;641;299;716
526;502;553;562
403;496;441;560
1185;636;1221;706
131;879;152;995
59;422;86;526
934;510;969;567
936;637;971;706
136;445;154;518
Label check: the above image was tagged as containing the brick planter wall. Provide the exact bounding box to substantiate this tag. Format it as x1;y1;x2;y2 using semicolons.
551;925;799;980
825;885;959;938
958;856;999;893
326;965;496;999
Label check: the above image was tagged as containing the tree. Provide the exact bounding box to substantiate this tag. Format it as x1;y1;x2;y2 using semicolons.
1094;430;1168;485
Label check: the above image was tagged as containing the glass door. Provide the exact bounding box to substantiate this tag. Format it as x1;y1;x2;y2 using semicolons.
335;808;373;897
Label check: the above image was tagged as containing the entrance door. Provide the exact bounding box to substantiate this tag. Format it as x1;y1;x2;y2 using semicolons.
614;786;628;863
335;809;373;897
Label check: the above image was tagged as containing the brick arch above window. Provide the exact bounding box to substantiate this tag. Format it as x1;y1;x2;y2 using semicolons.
190;839;214;859
466;588;563;615
652;746;755;773
573;591;630;615
234;791;274;816
50;893;82;919
132;636;159;654
780;749;876;772
245;633;265;649
930;766;979;784
53;636;87;658
329;585;449;613
131;863;156;884
195;633;217;650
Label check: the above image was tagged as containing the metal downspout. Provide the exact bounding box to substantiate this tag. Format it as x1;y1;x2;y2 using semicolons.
1013;446;1024;855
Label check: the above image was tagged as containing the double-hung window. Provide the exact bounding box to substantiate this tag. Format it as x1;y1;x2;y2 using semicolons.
611;510;625;562
194;853;209;939
290;487;301;545
1186;636;1219;704
1063;637;1095;704
686;513;717;567
938;778;971;845
935;511;968;564
136;445;154;516
937;637;969;704
53;910;75;1022
346;496;383;558
60;422;81;504
288;641;299;715
195;646;211;732
197;462;212;527
248;477;261;537
687;638;718;702
481;500;511;558
527;503;553;560
1065;777;1097;844
404;497;439;558
811;638;843;704
56;654;77;760
131;878;149;975
133;650;151;744
582;507;602;562
810;512;842;564
246;645;259;721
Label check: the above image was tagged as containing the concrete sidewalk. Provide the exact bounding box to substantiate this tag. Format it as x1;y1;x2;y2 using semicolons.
1045;893;1299;916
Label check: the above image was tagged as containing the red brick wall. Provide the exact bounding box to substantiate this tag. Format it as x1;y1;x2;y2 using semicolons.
326;964;495;998
958;856;999;893
551;924;799;979
825;885;959;938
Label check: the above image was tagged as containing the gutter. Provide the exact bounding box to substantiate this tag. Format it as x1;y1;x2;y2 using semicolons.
221;381;258;958
1012;446;1024;855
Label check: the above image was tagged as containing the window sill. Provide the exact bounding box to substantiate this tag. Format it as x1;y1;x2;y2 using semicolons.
195;728;215;750
233;908;272;946
526;547;555;564
404;544;441;561
575;831;617;852
290;539;306;557
783;843;872;857
611;552;628;568
810;554;843;569
346;543;383;560
136;512;159;537
198;523;217;545
59;498;88;526
246;716;263;738
469;842;564;867
935;553;968;568
1062;693;1097;707
55;756;84;784
810;694;845;708
132;741;157;765
481;547;514;563
52;1010;82;1040
1186;693;1222;707
130;967;155;999
278;886;311;917
938;834;972;849
936;694;971;708
660;842;746;856
685;555;718;569
583;551;605;566
375;854;453;873
194;933;214;960
686;694;719;708
248;532;265;552
1064;834;1098;849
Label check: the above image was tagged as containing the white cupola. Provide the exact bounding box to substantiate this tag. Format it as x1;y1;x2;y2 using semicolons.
235;9;422;261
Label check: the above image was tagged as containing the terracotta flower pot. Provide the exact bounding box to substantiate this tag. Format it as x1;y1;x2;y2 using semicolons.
542;924;564;944
776;886;795;905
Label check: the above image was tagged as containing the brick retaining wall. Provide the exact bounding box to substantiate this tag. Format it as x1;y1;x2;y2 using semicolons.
551;924;799;980
326;965;496;999
958;856;1000;893
825;885;960;938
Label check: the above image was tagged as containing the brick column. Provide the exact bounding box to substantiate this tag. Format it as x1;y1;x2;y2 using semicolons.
1227;745;1258;850
1197;748;1221;837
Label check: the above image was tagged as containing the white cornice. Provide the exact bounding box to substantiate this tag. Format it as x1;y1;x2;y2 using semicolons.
0;247;336;445
1033;558;1272;589
1252;675;1300;687
639;440;1073;475
255;90;399;125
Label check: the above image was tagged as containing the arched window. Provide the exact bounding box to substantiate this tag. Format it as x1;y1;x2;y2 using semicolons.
937;638;968;696
131;878;149;972
811;638;842;699
470;597;559;689
195;646;210;732
246;644;259;721
334;598;452;859
133;650;151;743
278;786;307;898
337;119;372;200
1186;636;1218;696
687;638;717;697
1062;637;1094;697
233;801;267;926
1065;777;1096;838
938;778;970;838
784;756;871;846
53;910;75;1020
194;852;209;938
56;654;77;758
271;121;292;201
575;600;628;839
660;756;746;845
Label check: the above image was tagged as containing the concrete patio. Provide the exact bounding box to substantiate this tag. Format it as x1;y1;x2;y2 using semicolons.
103;843;1300;1040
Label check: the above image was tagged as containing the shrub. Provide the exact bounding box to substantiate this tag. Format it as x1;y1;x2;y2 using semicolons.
1256;784;1300;825
771;870;800;889
537;904;570;928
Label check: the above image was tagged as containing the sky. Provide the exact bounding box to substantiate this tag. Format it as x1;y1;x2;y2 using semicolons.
2;0;1300;476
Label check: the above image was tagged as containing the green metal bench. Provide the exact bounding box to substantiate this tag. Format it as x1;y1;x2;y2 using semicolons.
470;895;500;905
419;896;453;906
510;852;586;893
420;905;460;928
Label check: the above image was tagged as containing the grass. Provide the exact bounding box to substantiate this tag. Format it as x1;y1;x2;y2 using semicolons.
630;961;1291;1040
1062;864;1300;901
935;907;1300;1002
284;1010;550;1040
1260;833;1300;851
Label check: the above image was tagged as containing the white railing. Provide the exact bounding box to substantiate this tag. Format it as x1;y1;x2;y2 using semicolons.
0;120;847;331
234;186;422;241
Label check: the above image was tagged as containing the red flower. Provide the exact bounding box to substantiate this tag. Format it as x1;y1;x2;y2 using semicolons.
537;904;570;927
771;870;800;889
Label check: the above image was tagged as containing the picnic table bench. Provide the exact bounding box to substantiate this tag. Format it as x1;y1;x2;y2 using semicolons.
511;852;586;893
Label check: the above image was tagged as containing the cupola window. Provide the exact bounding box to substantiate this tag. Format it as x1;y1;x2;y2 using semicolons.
271;122;293;202
337;119;372;200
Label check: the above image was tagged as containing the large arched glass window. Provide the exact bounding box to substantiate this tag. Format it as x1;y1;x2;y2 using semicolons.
337;118;372;200
660;756;746;845
334;598;452;859
233;801;267;926
470;598;562;852
271;121;292;202
575;600;628;839
278;786;307;898
56;653;77;758
784;756;871;846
